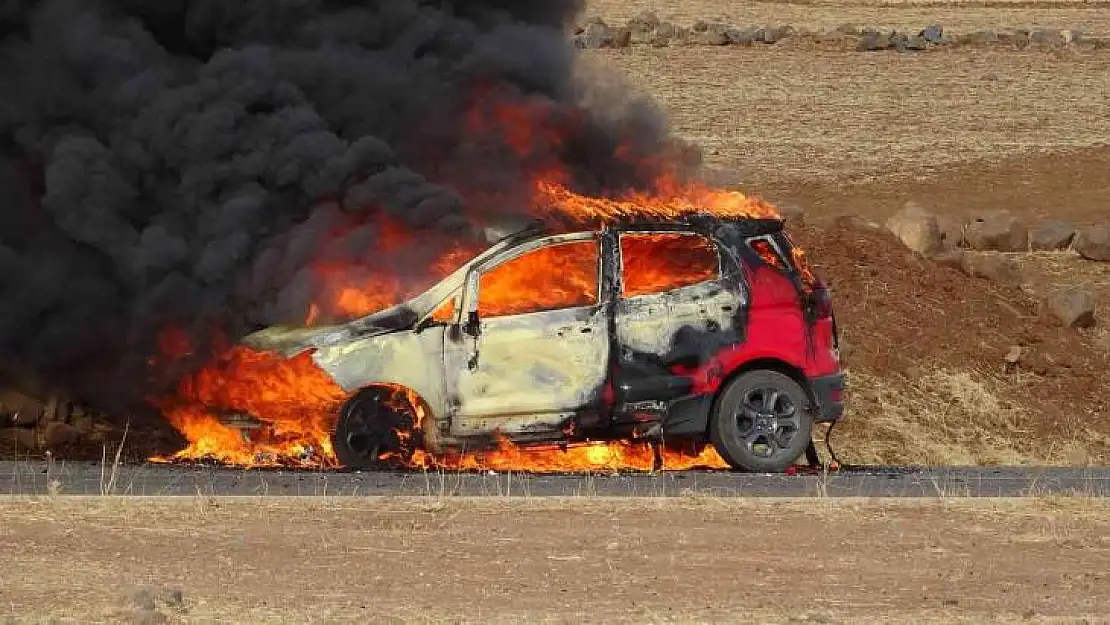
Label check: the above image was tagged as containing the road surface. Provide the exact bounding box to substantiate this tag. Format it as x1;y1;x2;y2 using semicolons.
2;461;1109;496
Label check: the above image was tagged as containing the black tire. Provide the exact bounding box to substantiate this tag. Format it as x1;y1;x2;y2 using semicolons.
332;389;419;470
709;370;813;472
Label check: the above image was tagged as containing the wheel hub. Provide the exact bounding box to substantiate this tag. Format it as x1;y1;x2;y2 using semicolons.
754;413;779;433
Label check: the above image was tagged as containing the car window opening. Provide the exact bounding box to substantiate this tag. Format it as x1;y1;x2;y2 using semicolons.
748;238;789;272
620;232;719;298
478;239;600;318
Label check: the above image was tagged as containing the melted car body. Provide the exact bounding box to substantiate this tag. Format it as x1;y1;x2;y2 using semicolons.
241;216;846;472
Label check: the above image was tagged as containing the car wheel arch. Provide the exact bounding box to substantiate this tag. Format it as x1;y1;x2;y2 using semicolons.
707;357;816;434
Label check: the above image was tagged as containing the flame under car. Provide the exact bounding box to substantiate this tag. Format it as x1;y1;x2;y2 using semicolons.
235;216;845;472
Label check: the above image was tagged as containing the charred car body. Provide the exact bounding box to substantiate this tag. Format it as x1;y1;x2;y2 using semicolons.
243;215;845;472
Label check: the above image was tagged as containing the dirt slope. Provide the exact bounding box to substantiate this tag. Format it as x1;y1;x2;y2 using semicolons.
794;222;1110;465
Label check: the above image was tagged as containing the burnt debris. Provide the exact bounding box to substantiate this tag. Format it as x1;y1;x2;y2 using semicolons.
0;0;696;414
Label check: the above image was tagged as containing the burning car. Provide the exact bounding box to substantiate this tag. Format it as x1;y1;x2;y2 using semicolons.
226;211;845;473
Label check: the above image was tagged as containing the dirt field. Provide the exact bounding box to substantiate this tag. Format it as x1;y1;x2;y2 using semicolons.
2;497;1109;623
580;1;1110;228
584;0;1110;35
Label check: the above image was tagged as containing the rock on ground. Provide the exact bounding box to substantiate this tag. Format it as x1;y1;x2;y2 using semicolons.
964;210;1028;252
898;34;928;52
1074;225;1110;261
858;29;893;51
960;252;1024;287
1096;329;1110;353
726;27;756;46
1044;287;1097;328
1031;28;1067;48
689;23;729;45
43;421;80;449
968;30;1000;46
1028;219;1077;251
627;11;660;44
936;215;966;249
885;202;943;256
652;21;677;46
921;24;944;44
761;25;796;44
575;20;617;49
1;388;44;427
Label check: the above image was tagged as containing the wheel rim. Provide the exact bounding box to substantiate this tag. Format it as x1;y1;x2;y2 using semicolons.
735;387;800;460
342;397;408;464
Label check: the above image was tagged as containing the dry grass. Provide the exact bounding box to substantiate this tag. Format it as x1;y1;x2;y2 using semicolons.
833;367;1096;466
2;497;1110;623
833;362;1110;466
584;0;1110;34
581;46;1110;187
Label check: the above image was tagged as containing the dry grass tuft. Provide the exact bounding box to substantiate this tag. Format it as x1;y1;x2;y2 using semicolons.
837;367;1057;465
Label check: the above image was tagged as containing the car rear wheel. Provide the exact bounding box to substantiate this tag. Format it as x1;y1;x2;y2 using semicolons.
333;389;419;470
710;370;813;472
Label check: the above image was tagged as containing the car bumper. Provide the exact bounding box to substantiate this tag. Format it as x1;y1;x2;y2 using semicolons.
809;372;846;422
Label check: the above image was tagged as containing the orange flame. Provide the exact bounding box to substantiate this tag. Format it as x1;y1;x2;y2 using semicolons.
534;178;778;223
152;347;728;471
621;232;719;297
151;345;348;468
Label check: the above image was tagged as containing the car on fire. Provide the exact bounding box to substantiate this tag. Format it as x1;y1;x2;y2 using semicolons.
240;215;845;472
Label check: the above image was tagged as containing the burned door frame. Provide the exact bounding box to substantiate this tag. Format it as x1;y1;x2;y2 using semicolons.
603;223;750;430
443;230;614;440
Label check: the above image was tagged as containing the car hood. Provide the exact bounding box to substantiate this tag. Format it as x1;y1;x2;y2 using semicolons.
241;304;419;358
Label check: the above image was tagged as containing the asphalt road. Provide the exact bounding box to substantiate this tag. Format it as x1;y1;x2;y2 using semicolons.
2;461;1109;497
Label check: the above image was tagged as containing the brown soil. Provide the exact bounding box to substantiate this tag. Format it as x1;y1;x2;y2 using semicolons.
2;497;1109;624
795;221;1110;465
753;147;1110;230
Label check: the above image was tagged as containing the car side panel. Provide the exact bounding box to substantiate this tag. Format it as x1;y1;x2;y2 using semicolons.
669;266;838;394
309;327;448;418
615;280;742;356
446;304;609;436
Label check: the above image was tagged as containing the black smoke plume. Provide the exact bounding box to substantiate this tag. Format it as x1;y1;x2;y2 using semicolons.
0;0;696;413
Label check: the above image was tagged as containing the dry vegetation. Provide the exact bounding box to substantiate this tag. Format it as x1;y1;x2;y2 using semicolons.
2;496;1110;623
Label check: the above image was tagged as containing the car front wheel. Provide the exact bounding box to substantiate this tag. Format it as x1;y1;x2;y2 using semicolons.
709;370;813;472
332;389;419;470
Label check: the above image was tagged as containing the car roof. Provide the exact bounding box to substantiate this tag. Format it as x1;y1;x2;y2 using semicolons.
488;215;785;245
